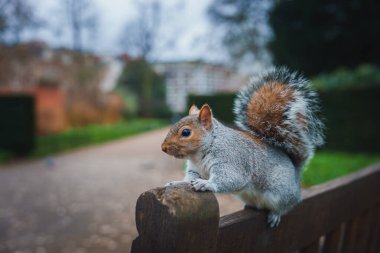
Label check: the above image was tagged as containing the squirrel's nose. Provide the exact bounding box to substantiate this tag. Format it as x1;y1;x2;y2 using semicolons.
161;143;168;153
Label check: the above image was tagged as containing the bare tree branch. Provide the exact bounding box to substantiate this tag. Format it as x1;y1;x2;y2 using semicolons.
120;0;161;60
62;0;98;52
0;0;40;43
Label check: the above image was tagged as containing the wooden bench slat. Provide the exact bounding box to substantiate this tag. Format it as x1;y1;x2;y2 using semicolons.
299;239;320;253
367;203;380;253
321;224;344;253
131;183;219;253
132;164;380;253
341;211;368;253
216;165;380;253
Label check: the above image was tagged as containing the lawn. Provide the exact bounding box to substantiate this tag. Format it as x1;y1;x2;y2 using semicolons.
0;118;167;162
302;151;380;187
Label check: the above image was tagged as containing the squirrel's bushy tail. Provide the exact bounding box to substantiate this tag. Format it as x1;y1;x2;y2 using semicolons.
234;67;325;169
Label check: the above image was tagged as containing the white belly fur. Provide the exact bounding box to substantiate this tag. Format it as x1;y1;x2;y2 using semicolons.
234;186;280;211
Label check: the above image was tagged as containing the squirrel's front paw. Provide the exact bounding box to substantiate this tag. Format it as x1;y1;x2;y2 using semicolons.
190;179;215;192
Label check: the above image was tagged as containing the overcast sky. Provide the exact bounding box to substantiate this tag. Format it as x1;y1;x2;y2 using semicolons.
22;0;227;62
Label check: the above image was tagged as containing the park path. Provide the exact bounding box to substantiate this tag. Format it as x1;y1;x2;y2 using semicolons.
0;127;242;253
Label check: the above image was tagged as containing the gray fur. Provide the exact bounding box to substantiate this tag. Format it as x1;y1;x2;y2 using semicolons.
187;120;301;227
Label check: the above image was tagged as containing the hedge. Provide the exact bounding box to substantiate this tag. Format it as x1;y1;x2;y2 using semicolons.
0;95;35;153
187;93;235;124
312;64;380;90
188;88;380;153
319;89;380;153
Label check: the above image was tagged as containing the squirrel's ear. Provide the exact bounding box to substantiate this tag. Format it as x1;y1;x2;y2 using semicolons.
189;104;200;116
199;104;213;130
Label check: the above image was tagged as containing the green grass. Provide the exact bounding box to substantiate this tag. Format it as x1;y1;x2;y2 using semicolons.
0;118;167;162
302;151;380;187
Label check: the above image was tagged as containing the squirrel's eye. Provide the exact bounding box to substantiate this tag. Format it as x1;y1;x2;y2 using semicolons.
181;129;191;137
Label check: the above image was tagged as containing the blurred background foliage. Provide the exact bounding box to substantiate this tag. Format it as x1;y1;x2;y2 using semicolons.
0;0;380;170
313;64;380;90
117;59;170;118
208;0;380;75
269;0;380;75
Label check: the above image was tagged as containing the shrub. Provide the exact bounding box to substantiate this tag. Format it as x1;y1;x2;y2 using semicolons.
118;59;170;118
313;64;380;90
0;95;35;153
187;93;235;124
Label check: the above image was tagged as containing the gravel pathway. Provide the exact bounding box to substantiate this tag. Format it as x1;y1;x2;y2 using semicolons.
0;128;242;253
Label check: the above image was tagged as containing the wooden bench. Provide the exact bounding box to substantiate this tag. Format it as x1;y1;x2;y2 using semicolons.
131;165;380;253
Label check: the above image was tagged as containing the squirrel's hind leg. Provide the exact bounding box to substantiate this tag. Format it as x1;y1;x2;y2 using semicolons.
267;212;281;228
244;204;281;227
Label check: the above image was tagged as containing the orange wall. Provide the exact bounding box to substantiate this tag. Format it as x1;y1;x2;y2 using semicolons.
35;86;66;135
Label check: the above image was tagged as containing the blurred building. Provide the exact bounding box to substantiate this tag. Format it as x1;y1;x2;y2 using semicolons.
0;41;123;134
153;61;248;113
99;56;123;92
35;85;66;134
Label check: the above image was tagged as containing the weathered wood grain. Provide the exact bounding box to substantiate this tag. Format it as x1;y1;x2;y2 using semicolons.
299;239;320;253
321;224;344;253
131;182;219;253
341;208;374;253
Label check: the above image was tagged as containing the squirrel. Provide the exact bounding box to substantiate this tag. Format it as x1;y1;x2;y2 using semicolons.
161;67;325;227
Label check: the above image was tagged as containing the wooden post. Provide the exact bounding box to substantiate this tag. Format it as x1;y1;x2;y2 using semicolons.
131;182;220;253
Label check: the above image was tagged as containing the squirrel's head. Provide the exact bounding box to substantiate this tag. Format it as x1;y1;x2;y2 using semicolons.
161;104;213;159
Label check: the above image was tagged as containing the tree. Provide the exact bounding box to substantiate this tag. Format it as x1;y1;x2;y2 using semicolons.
269;0;380;75
120;0;161;60
118;0;168;117
118;59;169;117
208;0;273;64
0;0;40;43
62;0;98;52
0;0;11;37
